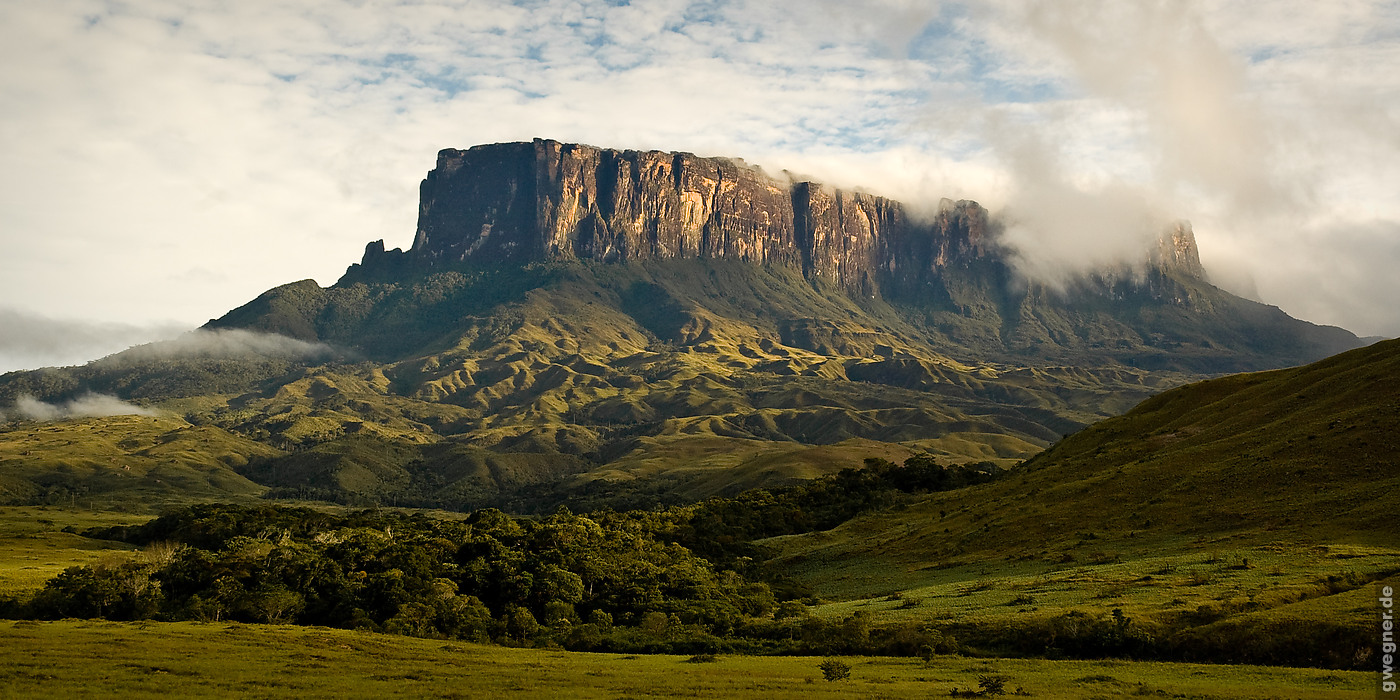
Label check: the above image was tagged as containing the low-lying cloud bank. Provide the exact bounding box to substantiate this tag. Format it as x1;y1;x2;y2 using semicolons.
108;328;337;364
0;315;341;376
1;327;339;422
1;393;156;423
0;308;189;375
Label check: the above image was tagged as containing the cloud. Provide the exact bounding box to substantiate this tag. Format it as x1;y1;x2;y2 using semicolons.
0;308;335;375
0;308;189;375
949;0;1400;335
0;328;335;423
0;0;1397;339
101;329;337;365
5;393;157;422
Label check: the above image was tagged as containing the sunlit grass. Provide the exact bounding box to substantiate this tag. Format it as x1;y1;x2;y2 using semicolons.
810;541;1400;636
0;507;145;595
0;620;1374;699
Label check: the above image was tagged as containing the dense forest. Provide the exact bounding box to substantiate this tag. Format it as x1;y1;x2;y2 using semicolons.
0;456;999;656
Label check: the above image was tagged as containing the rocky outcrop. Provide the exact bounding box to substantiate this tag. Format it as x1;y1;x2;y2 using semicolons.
392;139;996;296
1152;221;1206;279
409;140;802;268
373;139;1198;295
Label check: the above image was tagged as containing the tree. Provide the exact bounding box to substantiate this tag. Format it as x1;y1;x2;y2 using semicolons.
384;601;438;637
29;567;122;619
773;600;807;620
248;583;305;624
542;600;576;627
639;611;668;637
436;595;494;642
504;605;540;640
587;609;613;629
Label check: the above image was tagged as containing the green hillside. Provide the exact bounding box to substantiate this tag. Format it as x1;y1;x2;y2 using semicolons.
0;256;1364;512
2;335;1394;671
770;336;1400;575
760;338;1400;667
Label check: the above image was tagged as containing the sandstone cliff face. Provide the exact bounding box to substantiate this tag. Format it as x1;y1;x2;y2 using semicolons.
1152;221;1205;279
396;139;1197;295
533;140;801;267
412;142;540;264
403;139;995;296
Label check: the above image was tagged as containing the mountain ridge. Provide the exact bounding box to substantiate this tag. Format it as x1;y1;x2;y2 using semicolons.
358;139;1207;297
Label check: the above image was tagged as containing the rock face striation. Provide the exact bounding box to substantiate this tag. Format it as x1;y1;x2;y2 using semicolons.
364;140;1054;293
1152;221;1206;278
361;138;1206;299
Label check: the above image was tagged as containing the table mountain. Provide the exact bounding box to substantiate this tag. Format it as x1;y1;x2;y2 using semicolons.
0;140;1367;511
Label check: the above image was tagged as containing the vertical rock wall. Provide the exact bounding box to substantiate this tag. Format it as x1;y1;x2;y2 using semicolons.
400;139;1199;294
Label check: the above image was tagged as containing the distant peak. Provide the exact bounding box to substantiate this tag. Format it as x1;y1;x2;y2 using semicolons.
1152;221;1205;279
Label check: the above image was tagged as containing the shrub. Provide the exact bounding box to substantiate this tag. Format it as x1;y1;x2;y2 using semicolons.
978;674;1008;696
818;659;851;681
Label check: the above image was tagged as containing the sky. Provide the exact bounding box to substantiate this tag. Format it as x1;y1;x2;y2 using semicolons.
2;0;1398;373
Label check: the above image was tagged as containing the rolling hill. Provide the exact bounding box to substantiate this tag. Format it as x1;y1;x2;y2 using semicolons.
769;336;1400;580
759;337;1399;668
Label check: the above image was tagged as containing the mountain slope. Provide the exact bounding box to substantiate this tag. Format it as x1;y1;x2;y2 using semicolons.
0;140;1369;510
767;336;1400;595
201;259;1181;509
749;337;1399;670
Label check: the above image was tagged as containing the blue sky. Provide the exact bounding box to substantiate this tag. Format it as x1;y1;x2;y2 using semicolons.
2;0;1399;371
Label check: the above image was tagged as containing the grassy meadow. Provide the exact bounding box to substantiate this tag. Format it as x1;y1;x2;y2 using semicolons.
811;542;1399;629
2;340;1396;695
0;619;1375;699
0;507;146;596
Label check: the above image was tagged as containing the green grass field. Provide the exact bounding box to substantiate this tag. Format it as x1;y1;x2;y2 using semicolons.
0;507;146;596
0;619;1375;699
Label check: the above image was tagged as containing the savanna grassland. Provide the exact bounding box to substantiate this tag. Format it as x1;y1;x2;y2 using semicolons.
0;619;1375;699
0;261;1393;697
0;507;145;596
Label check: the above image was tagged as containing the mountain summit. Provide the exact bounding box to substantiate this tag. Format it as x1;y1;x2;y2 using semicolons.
358;139;1203;299
338;139;1352;374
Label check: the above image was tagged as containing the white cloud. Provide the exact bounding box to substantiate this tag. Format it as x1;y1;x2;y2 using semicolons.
7;393;156;422
0;309;333;374
108;328;335;364
0;308;188;374
0;0;1396;341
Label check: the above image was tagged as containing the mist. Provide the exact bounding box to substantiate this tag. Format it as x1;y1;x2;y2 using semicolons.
958;0;1400;337
0;310;334;375
3;393;157;423
108;328;336;364
0;308;189;375
0;327;338;423
951;2;1265;285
